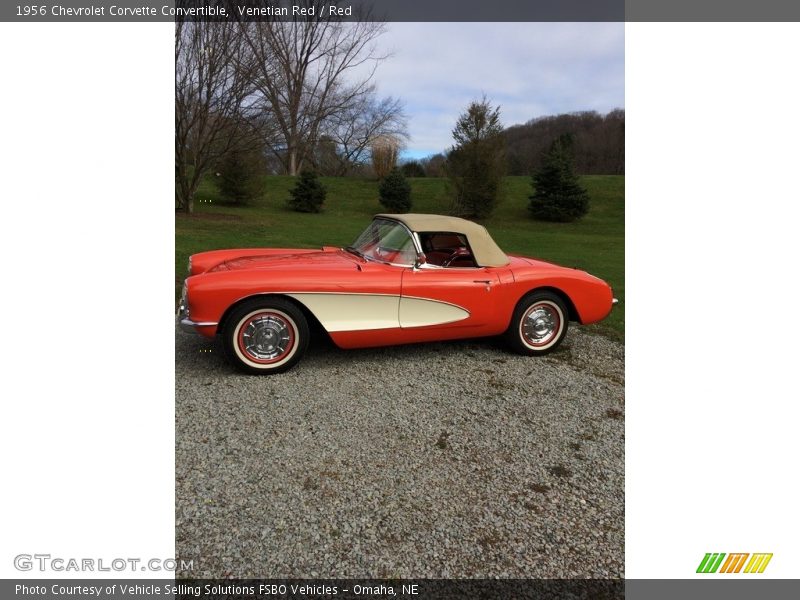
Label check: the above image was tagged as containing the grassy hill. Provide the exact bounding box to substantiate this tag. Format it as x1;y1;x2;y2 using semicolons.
176;175;624;339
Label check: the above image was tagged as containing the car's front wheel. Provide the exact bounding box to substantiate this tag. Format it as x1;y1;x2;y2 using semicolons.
222;298;309;375
505;291;569;355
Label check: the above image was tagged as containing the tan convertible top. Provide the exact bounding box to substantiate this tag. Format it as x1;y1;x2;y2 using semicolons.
377;213;510;267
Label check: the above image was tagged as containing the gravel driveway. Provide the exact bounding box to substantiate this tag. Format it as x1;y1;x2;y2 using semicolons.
175;326;624;578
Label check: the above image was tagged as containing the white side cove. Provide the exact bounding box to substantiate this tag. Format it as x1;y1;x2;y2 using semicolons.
399;296;470;328
287;293;399;332
286;293;469;332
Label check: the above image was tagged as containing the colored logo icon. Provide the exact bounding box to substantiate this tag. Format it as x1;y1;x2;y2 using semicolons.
697;553;773;573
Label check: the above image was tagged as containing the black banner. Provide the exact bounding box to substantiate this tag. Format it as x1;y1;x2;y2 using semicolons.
7;579;800;600
5;0;800;22
4;579;624;600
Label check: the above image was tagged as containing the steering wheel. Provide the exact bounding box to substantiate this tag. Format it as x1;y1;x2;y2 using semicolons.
441;247;472;267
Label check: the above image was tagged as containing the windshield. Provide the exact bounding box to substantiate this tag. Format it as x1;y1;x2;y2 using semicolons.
348;218;418;266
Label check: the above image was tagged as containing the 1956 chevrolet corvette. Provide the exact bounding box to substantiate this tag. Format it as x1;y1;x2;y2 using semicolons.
178;214;617;374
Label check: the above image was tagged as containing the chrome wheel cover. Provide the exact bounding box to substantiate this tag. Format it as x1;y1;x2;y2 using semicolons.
521;302;561;347
239;313;294;362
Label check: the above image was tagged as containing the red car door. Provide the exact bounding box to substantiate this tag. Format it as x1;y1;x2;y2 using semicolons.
399;267;502;336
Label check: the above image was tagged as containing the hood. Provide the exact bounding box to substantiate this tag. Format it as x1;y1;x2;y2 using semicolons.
207;249;359;273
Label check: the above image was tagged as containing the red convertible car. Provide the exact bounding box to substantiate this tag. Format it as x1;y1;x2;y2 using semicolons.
178;214;617;374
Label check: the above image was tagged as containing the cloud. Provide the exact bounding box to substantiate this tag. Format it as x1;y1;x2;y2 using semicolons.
352;23;624;156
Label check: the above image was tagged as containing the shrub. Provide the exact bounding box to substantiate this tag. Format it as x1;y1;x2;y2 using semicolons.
217;148;265;205
287;171;326;213
378;168;412;212
528;134;589;222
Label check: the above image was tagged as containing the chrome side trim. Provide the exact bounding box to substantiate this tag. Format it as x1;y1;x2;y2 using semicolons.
178;317;218;334
402;294;472;314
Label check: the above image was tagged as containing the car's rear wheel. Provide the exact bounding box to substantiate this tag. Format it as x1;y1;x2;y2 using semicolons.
222;298;309;375
505;291;569;355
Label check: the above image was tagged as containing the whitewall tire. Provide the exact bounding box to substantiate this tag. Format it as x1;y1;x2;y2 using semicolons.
505;292;569;356
222;298;309;375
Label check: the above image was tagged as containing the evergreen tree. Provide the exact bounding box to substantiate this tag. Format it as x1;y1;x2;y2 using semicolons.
287;171;326;213
528;134;589;222
378;168;412;212
446;98;505;219
217;148;265;205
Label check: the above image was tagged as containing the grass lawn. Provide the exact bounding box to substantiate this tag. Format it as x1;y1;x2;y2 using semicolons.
176;174;624;340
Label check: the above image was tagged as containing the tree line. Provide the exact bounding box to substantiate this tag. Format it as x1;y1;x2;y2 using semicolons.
504;110;624;176
402;109;624;179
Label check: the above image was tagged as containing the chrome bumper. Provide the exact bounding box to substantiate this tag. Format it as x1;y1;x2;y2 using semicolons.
612;298;619;305
178;317;217;334
177;280;217;333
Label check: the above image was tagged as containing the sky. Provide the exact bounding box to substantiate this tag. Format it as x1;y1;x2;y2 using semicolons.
356;23;625;159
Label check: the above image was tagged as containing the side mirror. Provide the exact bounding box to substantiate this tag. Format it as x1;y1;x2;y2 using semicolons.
414;253;427;269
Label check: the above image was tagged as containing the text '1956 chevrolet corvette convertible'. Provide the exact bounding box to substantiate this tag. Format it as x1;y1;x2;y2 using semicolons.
178;213;617;374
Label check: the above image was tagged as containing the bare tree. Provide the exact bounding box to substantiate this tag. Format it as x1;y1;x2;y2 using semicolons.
319;94;407;175
242;2;390;175
175;21;256;213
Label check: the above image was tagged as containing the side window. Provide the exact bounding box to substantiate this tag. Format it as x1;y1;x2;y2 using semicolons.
352;218;417;265
419;232;478;268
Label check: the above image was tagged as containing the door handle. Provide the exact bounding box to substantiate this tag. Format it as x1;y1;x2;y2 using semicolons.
473;279;492;291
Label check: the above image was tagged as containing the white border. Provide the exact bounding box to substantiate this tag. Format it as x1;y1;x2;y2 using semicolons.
0;22;174;578
626;22;800;578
